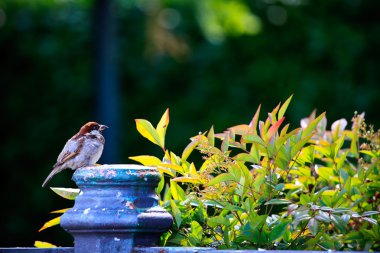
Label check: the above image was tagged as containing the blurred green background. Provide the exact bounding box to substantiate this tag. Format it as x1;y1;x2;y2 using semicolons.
0;0;379;247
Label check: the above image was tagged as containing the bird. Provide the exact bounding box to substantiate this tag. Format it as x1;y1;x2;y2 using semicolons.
42;122;108;187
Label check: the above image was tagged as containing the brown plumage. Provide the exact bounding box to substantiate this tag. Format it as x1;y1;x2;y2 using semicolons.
42;122;108;187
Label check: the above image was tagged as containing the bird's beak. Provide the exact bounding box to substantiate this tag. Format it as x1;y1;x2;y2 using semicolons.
99;125;109;131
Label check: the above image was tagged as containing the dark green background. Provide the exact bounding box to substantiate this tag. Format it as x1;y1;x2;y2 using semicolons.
0;0;379;247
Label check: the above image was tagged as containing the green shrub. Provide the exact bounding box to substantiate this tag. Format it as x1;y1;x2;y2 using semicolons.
131;97;380;250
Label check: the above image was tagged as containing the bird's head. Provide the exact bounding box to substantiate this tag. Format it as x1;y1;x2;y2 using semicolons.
79;122;108;135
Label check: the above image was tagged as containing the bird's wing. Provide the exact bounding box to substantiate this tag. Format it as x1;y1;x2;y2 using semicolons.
55;136;85;166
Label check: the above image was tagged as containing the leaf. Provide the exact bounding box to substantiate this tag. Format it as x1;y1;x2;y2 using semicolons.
315;211;330;223
221;131;230;152
301;112;326;139
267;116;285;141
129;155;162;166
278;95;293;119
207;125;215;146
228;124;251;135
170;180;186;201
157;166;175;177
308;218;319;236
363;217;378;225
331;214;346;233
50;208;69;214
233;153;257;163
182;139;200;161
50;188;80;200
242;134;266;146
190;221;203;240
172;176;202;184
156;174;165;194
208;216;230;227
159;163;185;175
34;241;57;248
38;216;61;232
275;183;284;191
249;104;261;134
264;199;292;205
334;134;346;159
290;132;314;158
156;108;170;150
135;119;161;148
269;221;289;241
170;200;182;228
362;211;379;216
207;173;234;186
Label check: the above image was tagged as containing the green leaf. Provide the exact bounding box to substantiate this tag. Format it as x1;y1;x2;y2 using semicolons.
278;94;293;119
135;119;161;148
363;217;377;225
269;221;289;241
315;211;331;223
156;174;165;195
50;187;80;200
264;199;292;205
275;183;284;191
170;180;186;201
181;139;200;161
129;155;162;166
308;218;319;236
233;153;257;163
242;134;266;146
334;134;345;159
290;132;313;158
190;221;203;241
362;211;379;216
207;125;215;146
207;173;234;186
170;200;182;228
301;112;326;139
156;108;170;150
208;216;230;227
331;214;346;233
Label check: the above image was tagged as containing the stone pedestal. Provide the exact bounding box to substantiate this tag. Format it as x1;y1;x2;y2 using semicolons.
60;165;173;253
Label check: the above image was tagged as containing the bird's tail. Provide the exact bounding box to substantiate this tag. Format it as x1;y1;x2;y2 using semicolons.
42;164;64;188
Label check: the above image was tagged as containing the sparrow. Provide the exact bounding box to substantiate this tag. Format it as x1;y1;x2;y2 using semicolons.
42;122;108;187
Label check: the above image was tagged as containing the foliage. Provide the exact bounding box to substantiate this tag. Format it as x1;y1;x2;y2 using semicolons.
1;0;380;246
131;99;380;250
35;188;79;248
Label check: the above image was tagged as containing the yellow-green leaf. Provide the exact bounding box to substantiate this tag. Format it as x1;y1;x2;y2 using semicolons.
207;125;215;146
159;163;185;175
157;166;175;177
129;155;162;166
182;139;200;161
38;216;61;232
207;173;234;186
135;119;161;147
34;241;57;248
156;108;170;149
170;200;182;228
172;176;202;184
301;112;326;139
170;180;186;201
50;188;80;200
278;95;293;119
